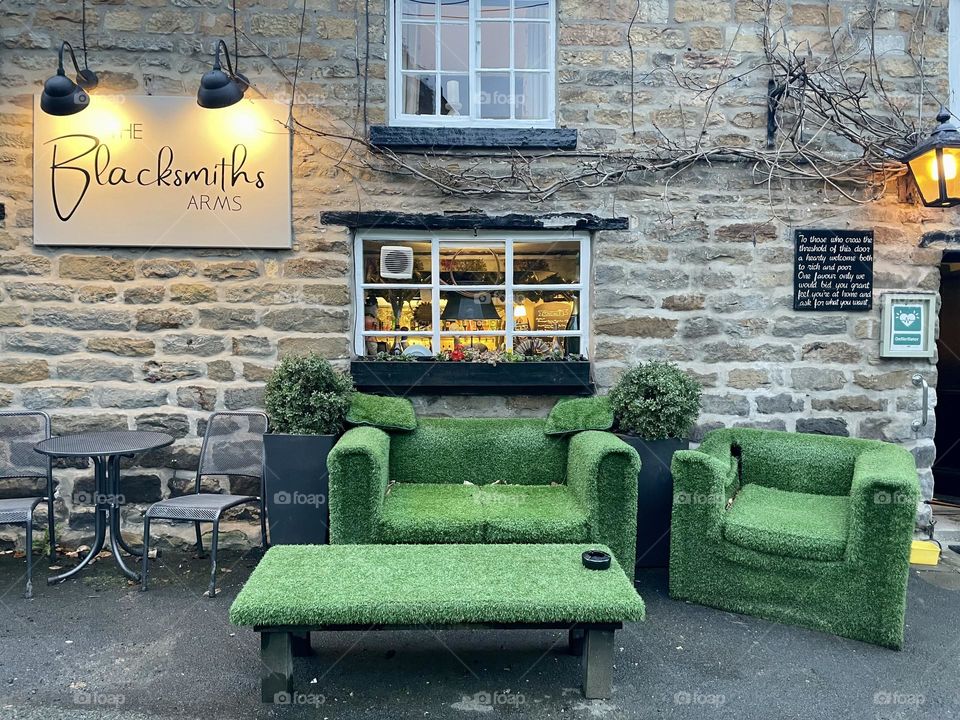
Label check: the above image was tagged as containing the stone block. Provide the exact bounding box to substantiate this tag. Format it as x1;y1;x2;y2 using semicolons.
0;359;48;383
59;255;135;281
5;332;82;354
87;337;155;357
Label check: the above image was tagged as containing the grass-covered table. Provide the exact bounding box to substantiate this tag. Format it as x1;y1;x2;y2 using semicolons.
230;543;645;701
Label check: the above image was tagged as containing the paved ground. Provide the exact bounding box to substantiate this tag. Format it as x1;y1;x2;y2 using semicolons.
0;543;958;720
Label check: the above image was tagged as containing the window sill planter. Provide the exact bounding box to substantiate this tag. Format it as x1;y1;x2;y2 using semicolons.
350;359;594;396
262;434;333;545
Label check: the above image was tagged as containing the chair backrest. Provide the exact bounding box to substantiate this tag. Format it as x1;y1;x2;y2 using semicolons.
0;411;51;499
195;411;268;493
388;417;569;485
700;427;882;497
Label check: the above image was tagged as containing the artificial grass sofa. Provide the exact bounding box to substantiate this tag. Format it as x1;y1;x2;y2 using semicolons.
327;418;640;577
669;427;920;648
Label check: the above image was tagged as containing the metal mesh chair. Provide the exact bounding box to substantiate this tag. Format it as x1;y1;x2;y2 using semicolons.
141;411;268;598
0;411;55;599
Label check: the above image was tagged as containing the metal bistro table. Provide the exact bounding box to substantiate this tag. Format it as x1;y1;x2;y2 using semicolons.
36;431;174;583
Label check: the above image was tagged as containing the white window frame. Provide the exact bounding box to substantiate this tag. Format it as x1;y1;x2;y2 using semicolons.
388;0;557;128
354;229;590;357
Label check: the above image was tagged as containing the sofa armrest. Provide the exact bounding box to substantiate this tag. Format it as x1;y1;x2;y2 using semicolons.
328;426;391;544
671;450;732;542
567;431;640;578
847;446;919;565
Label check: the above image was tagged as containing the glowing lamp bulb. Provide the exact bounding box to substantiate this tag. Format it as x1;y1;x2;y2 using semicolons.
930;152;958;182
228;106;261;139
513;305;527;318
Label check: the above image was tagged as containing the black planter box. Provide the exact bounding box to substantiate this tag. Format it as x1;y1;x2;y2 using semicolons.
618;435;688;571
262;433;334;545
351;360;593;396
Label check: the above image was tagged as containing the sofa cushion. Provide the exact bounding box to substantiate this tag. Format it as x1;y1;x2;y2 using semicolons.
483;485;591;542
379;483;486;543
544;396;614;436
377;483;590;545
722;483;849;562
346;392;417;431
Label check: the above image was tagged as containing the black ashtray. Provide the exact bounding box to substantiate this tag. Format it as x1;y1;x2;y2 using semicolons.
582;549;611;570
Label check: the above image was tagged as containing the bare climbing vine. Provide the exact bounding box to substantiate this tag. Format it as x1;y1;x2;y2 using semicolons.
245;0;944;205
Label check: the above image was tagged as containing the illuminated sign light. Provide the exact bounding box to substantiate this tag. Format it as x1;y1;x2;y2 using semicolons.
33;95;292;248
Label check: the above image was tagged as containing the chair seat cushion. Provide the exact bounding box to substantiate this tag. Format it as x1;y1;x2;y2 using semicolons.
146;493;256;522
379;484;486;543
378;483;590;545
483;485;591;542
722;483;849;562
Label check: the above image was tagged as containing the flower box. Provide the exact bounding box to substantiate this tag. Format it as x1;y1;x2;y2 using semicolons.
350;360;594;396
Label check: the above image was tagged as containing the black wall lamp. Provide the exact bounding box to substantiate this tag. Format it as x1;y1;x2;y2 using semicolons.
197;39;249;109
40;41;98;116
901;107;960;208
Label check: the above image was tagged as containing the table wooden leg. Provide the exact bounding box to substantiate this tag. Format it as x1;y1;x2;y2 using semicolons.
581;627;615;699
291;631;313;657
569;627;585;656
261;632;293;703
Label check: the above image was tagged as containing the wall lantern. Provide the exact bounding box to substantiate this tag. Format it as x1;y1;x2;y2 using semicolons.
197;39;249;109
40;41;98;116
901;107;960;208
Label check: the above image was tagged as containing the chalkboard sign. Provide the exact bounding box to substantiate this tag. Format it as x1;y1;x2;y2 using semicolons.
794;229;873;311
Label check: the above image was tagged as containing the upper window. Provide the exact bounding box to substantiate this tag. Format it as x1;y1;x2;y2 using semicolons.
391;0;556;127
354;230;588;357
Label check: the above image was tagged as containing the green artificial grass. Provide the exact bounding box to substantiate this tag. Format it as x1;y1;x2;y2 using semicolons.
389;418;568;485
230;544;645;627
346;392;417;431
328;420;640;578
544;396;614;436
670;427;920;649
723;484;849;562
378;483;592;544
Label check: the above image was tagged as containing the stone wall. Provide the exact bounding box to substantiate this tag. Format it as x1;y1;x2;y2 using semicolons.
0;0;951;547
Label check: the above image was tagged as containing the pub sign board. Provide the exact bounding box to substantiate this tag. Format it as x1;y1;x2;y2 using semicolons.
33;95;292;248
793;229;873;311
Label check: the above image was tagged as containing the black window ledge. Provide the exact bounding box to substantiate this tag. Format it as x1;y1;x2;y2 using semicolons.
369;125;577;151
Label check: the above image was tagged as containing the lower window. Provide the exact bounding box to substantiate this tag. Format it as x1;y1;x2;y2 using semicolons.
354;230;589;358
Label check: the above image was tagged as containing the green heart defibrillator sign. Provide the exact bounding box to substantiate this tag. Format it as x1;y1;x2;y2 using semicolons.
880;293;935;358
33;95;292;248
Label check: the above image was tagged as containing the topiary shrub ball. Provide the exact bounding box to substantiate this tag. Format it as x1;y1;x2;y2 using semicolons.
265;354;354;436
609;361;702;440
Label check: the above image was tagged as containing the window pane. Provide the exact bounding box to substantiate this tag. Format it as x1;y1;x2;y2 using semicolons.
440;24;468;71
440;74;469;115
403;73;439;115
478;73;512;119
364;291;434;331
402;23;437;71
440;291;504;353
514;290;579;331
514;22;548;69
513;241;580;284
515;0;549;19
363;240;432;283
514;72;548;119
479;21;511;69
440;0;469;19
402;0;436;20
480;0;511;18
439;243;506;285
363;333;434;357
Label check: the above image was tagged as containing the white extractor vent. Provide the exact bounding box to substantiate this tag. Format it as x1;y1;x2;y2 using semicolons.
380;245;414;279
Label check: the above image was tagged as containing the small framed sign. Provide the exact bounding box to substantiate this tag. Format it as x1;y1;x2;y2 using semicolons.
793;229;873;311
880;292;936;358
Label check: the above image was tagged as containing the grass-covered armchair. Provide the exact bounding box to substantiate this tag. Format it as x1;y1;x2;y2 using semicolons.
328;418;640;577
670;428;919;648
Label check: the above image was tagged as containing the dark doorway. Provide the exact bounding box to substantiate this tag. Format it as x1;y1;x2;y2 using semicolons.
934;257;960;503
